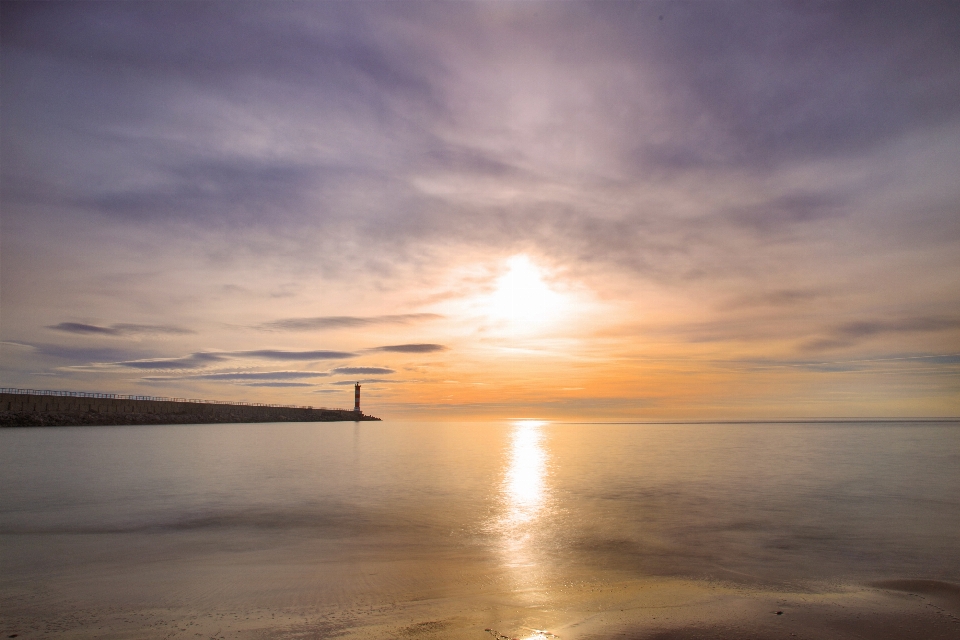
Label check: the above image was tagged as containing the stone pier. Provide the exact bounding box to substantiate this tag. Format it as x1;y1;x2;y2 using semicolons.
0;391;379;426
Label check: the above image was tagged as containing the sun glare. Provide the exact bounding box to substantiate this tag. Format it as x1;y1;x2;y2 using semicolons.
504;420;549;525
486;255;568;330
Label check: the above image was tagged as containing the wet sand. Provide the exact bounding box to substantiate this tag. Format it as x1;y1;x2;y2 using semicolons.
3;576;958;639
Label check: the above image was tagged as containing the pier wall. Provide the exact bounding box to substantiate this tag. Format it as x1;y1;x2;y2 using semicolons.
1;392;377;426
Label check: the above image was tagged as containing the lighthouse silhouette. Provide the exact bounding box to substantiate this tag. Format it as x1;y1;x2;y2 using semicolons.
354;382;361;413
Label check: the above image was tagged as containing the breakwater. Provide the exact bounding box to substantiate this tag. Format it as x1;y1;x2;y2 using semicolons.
0;389;380;427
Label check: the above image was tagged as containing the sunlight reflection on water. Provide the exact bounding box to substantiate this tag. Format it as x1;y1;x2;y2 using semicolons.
505;420;548;525
494;420;552;579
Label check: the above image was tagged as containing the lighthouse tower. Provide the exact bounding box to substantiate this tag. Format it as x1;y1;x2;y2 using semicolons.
354;382;361;413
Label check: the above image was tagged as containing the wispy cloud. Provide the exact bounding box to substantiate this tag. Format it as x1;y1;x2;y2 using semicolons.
260;314;442;332
142;371;330;382
330;378;399;385
233;382;315;388
722;192;850;234
717;289;827;311
115;350;354;370
138;371;339;391
20;343;152;365
48;323;120;336
369;343;447;353
239;350;355;361
803;317;960;351
719;352;960;374
116;352;227;370
331;367;395;375
48;322;194;336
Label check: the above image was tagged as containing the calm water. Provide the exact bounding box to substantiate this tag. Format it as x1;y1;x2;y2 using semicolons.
2;420;959;613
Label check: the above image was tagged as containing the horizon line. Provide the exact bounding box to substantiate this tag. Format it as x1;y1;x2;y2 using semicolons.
554;417;960;425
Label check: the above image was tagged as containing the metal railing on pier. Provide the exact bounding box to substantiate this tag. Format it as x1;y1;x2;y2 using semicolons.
0;387;347;412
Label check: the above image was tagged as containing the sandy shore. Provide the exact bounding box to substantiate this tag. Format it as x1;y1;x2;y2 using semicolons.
3;577;958;640
3;421;957;640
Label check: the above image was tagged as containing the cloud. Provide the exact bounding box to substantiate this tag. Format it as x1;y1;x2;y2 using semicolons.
48;322;116;335
78;158;317;223
236;382;315;388
803;317;960;351
5;1;959;285
717;289;827;311
239;349;355;360
330;378;398;385
723;352;960;374
116;352;227;369
24;342;154;365
369;343;447;353
617;2;960;169
722;192;849;234
48;322;194;336
331;367;395;375
261;314;442;331
39;347;355;372
121;350;354;369
113;324;191;335
142;371;330;382
195;371;330;380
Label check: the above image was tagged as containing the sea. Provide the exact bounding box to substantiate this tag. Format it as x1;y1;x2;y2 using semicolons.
1;420;958;637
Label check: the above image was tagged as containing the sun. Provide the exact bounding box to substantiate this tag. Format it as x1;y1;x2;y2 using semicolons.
485;255;568;330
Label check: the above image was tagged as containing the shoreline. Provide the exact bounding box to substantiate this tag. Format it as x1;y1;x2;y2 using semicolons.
2;575;957;639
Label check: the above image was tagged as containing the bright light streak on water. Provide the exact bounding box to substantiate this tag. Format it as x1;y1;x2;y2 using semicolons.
492;419;554;585
504;420;548;526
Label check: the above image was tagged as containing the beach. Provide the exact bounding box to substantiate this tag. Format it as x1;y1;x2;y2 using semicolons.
4;572;958;639
2;420;958;639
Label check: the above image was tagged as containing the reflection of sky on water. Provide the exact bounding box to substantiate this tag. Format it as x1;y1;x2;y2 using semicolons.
494;420;551;577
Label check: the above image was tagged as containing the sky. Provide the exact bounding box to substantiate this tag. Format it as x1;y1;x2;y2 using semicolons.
2;1;959;420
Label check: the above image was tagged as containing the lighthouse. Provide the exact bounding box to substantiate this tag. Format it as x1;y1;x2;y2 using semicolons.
354;382;361;413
